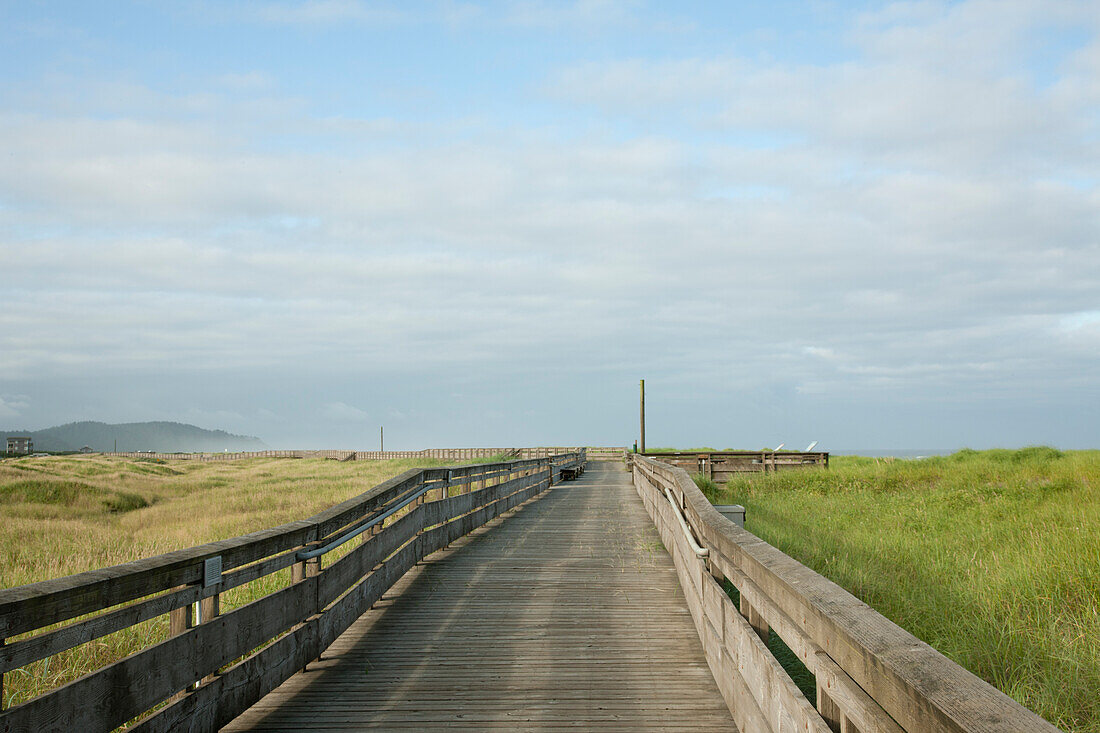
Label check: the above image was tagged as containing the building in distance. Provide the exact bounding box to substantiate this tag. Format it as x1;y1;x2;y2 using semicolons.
6;436;33;454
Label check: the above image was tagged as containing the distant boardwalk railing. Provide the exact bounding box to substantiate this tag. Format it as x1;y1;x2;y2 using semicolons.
632;454;1061;733
0;451;585;732
99;447;625;462
102;448;515;461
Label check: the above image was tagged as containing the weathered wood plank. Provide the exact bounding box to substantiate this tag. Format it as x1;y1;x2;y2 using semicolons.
1;572;318;733
1;547;300;673
224;462;731;732
634;455;1062;733
132;611;323;733
0;521;315;638
0;452;582;732
710;553;904;733
643;466;827;732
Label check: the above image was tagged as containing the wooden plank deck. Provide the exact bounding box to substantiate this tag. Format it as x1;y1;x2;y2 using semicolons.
224;461;736;731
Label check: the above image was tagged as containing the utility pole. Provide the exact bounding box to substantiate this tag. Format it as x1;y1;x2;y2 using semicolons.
639;379;646;454
380;426;384;453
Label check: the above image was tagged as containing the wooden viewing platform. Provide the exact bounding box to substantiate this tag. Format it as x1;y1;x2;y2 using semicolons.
0;449;1063;732
644;450;829;483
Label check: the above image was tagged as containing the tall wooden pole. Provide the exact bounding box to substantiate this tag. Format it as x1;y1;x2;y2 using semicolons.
380;426;384;453
639;379;646;454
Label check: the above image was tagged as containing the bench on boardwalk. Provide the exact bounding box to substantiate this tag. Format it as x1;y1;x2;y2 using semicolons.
560;465;584;480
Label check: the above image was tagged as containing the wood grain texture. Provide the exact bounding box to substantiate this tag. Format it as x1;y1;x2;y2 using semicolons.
129;468;555;732
638;460;827;733
224;462;735;732
0;458;575;731
0;461;550;639
1;547;302;673
633;455;1063;733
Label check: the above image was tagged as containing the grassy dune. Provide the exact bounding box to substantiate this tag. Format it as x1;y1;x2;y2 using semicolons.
0;453;467;710
700;448;1100;733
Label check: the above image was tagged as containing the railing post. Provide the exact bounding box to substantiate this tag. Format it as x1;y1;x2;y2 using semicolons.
739;596;770;643
200;594;220;625
168;601;194;700
290;555;322;670
816;679;853;733
1;637;5;712
199;590;221;683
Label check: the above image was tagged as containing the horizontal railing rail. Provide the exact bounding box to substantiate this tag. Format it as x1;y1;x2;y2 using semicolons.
632;454;1061;733
97;448;521;462
0;450;585;732
645;450;830;479
89;447;624;463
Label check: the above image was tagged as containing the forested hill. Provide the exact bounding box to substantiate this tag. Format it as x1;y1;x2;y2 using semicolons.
1;421;268;453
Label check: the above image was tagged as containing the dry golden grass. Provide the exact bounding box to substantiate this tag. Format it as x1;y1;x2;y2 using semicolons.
0;453;464;710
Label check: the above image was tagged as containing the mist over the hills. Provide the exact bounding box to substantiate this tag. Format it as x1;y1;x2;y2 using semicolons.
1;421;267;453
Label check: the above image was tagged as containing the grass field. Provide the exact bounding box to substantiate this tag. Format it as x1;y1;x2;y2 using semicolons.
699;447;1100;733
0;453;477;711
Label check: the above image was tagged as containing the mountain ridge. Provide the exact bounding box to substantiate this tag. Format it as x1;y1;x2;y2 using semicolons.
1;421;268;453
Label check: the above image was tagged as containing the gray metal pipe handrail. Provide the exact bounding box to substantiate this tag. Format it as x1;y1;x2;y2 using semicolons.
663;486;709;558
296;479;442;561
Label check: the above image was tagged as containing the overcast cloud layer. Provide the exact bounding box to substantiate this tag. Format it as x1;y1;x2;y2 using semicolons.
1;1;1098;450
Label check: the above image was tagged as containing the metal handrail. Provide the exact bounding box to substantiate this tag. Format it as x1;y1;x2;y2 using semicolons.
296;479;442;560
663;486;709;558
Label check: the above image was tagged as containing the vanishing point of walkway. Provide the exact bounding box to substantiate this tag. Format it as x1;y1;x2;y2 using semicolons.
224;461;735;731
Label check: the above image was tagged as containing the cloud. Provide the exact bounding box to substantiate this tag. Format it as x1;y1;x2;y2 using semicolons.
213;72;276;92
178;409;252;433
206;0;677;33
213;0;487;27
503;0;640;30
803;347;840;361
1060;310;1100;331
1;0;1098;448
321;402;371;422
248;0;407;25
0;395;30;419
547;3;1100;178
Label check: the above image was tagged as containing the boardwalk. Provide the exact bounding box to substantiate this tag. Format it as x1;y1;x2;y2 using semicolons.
224;461;735;731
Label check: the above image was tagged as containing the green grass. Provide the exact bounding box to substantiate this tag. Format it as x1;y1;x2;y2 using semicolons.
699;448;1100;733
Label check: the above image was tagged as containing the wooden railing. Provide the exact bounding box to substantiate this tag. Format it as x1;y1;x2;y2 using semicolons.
632;454;1061;733
0;451;585;732
354;448;520;460
101;448;520;462
96;447;627;463
576;446;628;461
645;450;829;482
517;447;625;460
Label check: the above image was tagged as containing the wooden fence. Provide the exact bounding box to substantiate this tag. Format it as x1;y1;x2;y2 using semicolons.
97;447;624;462
353;448;519;461
0;452;585;732
101;448;516;462
632;454;1060;733
516;446;625;460
646;450;828;482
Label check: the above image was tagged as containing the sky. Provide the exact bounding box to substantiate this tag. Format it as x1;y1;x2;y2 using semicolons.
1;0;1098;451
